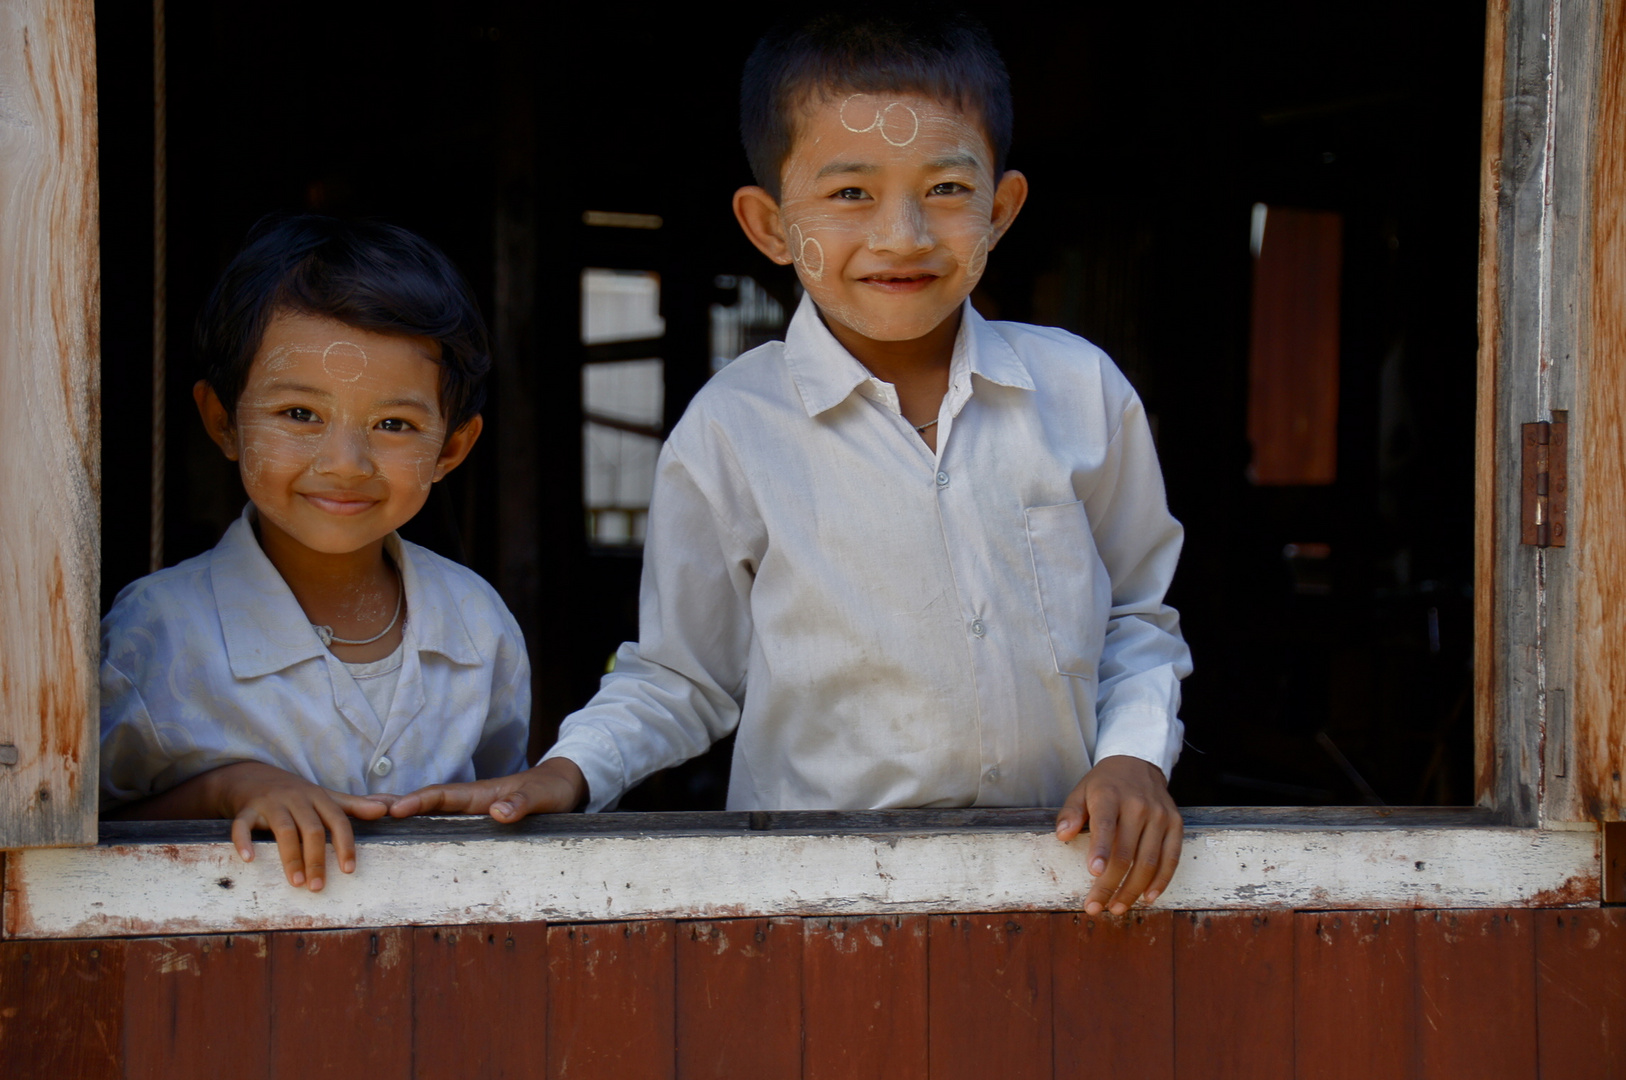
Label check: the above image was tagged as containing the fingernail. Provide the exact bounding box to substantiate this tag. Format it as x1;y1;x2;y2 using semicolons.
291;871;305;886
343;859;356;874
1145;889;1161;903
1091;858;1106;875
492;801;512;818
1085;901;1102;915
1111;903;1127;915
239;847;253;861
309;878;324;892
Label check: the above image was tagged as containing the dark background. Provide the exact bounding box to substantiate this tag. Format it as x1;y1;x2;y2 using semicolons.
97;2;1485;808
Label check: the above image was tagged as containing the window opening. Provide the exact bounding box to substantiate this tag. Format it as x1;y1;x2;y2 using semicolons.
581;269;666;547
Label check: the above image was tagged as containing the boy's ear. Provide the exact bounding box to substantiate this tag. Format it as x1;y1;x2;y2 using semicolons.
987;169;1030;251
193;380;240;461
432;414;483;482
732;186;794;265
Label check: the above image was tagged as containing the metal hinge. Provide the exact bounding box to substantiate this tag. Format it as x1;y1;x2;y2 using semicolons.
1521;412;1568;547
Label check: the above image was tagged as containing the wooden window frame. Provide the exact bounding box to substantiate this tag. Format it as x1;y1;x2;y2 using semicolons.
3;0;1622;935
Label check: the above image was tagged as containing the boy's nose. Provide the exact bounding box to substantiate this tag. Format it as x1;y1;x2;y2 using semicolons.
868;197;933;255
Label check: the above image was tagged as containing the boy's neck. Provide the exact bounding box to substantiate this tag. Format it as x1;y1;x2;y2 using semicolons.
822;305;962;387
252;516;396;618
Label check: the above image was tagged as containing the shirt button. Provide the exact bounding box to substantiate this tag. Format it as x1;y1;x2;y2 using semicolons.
935;471;950;488
971;619;986;637
984;766;1000;783
372;757;393;778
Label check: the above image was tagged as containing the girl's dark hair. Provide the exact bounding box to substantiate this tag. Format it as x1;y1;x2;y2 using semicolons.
740;8;1014;199
195;214;490;431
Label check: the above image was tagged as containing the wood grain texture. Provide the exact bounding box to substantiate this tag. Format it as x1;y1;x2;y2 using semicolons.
547;920;675;1079
124;934;270;1080
413;923;548;1080
1474;0;1508;810
268;928;412;1079
1413;910;1537;1078
1534;907;1626;1077
927;913;1053;1080
0;938;122;1078
675;918;802;1078
803;915;928;1080
0;0;100;849
1173;911;1294;1080
1052;911;1174;1080
1294;911;1416;1080
1570;0;1626;824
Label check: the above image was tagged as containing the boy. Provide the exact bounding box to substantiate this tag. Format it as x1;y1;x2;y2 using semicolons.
394;12;1191;916
100;216;530;892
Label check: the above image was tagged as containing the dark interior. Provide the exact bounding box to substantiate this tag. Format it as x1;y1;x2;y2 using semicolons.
97;2;1484;809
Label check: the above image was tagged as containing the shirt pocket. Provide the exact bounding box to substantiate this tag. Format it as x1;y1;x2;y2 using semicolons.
1025;500;1110;679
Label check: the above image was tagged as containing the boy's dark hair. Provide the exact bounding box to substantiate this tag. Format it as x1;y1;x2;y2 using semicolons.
196;214;490;432
741;9;1013;199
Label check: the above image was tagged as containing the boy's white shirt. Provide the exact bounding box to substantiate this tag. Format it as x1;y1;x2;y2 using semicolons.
547;296;1190;812
99;507;531;806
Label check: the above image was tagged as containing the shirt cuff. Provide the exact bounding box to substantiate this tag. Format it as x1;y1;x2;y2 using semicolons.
542;727;628;814
1093;706;1184;781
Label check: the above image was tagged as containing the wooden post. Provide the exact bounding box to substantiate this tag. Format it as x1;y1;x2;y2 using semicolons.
0;0;100;848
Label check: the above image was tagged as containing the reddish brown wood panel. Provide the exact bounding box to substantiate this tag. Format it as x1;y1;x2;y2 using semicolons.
1413;910;1536;1078
928;913;1053;1080
548;920;676;1079
803;915;928;1080
268;928;412;1079
1294;911;1416;1080
675;917;802;1078
413;923;549;1080
1245;205;1342;485
1535;907;1626;1078
1052;911;1174;1080
0;938;123;1079
124;934;270;1080
1173;911;1295;1080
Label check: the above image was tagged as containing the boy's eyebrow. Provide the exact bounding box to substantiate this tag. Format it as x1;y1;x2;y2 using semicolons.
815;161;879;179
928;153;984;171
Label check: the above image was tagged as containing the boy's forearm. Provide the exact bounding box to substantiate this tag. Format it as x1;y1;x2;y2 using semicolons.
104;760;263;820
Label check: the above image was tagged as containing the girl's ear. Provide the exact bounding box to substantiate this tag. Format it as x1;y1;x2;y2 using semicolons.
431;414;483;483
732;186;794;265
193;380;240;461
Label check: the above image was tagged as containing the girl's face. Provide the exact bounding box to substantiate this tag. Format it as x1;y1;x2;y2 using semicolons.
198;311;479;560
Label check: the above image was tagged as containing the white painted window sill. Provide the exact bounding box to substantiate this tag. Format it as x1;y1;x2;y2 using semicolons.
2;808;1600;939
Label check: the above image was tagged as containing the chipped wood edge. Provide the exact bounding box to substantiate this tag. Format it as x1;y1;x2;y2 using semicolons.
1;825;1600;939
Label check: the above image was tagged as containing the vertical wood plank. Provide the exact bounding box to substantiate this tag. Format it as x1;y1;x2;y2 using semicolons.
0;0;100;849
547;920;675;1080
1173;911;1295;1080
124;934;270;1080
928;913;1052;1080
1535;907;1626;1078
1052;911;1174;1080
1414;910;1536;1078
268;928;411;1079
675;917;801;1078
1294;911;1416;1080
0;938;122;1078
413;923;549;1080
803;915;927;1080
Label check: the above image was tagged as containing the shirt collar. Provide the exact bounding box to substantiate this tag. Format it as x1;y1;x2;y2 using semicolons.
781;294;1034;419
211;506;482;679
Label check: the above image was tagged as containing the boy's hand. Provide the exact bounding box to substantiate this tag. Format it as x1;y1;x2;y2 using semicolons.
209;762;390;892
1055;755;1182;915
386;757;588;822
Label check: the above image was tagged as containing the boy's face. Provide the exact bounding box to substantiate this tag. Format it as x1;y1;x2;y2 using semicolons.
735;92;1026;354
195;311;480;561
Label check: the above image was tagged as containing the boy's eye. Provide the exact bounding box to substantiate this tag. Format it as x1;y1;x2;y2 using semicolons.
833;187;868;200
282;407;318;423
930;182;970;196
376;418;415;433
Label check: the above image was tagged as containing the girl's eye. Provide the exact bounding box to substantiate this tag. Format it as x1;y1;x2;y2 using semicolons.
377;418;414;433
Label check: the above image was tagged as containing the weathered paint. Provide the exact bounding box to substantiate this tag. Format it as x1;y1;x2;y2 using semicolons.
2;822;1599;939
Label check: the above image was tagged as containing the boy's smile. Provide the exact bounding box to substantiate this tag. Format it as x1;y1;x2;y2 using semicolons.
735;92;1026;367
196;312;480;566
